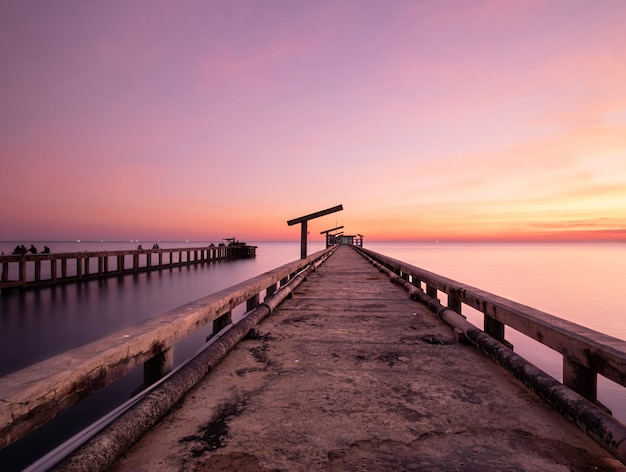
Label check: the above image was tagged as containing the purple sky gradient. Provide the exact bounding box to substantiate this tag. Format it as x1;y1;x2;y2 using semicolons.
2;0;626;242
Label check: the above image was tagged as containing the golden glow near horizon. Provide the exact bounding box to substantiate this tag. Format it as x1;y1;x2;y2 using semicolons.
1;1;625;242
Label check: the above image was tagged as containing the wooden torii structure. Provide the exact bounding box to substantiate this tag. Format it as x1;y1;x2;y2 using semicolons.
287;204;343;259
320;225;344;248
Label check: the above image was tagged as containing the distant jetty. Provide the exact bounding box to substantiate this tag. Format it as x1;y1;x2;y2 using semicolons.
0;240;257;291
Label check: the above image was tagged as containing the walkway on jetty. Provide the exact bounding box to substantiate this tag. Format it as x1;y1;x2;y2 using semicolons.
109;245;623;471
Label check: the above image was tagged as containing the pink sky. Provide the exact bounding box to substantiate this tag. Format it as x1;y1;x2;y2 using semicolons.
1;0;625;242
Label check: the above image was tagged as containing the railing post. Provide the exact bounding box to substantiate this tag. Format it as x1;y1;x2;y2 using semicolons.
448;293;461;314
410;276;421;290
76;256;83;278
19;258;26;283
35;259;41;281
212;311;232;335
265;283;277;300
50;259;57;281
563;356;597;403
247;293;260;312
484;316;504;341
426;284;437;299
144;347;173;386
1;261;8;282
484;315;513;350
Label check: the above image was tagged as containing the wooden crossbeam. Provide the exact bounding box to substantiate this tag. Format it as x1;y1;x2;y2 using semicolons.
287;205;343;258
320;225;344;235
287;205;343;226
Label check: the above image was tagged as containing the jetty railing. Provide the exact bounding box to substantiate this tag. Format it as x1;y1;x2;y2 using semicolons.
0;244;256;291
354;246;626;408
0;246;335;449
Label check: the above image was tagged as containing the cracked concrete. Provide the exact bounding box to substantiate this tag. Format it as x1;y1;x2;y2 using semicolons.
110;246;625;471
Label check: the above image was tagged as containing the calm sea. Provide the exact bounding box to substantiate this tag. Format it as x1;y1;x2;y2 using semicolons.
1;240;624;469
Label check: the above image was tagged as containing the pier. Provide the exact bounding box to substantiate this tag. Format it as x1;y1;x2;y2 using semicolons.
3;245;626;470
0;243;256;291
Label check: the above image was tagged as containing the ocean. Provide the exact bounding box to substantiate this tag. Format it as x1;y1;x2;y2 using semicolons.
1;240;624;469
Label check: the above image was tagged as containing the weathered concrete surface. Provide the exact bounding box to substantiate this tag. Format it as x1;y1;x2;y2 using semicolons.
110;245;625;471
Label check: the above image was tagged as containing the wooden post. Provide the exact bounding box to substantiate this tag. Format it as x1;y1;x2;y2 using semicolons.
265;283;277;300
144;347;173;386
320;226;344;248
50;259;57;281
426;285;437;299
287;204;343;259
484;316;504;341
448;293;461;314
19;259;26;283
247;293;260;312
35;260;41;281
563;356;597;402
484;315;513;349
411;277;421;290
300;221;308;259
212;311;232;335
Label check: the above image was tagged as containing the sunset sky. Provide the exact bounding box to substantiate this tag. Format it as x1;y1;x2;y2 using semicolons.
1;0;625;242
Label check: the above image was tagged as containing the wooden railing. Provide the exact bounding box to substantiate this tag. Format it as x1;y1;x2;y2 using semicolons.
0;245;256;291
354;246;626;407
0;246;335;449
354;246;626;461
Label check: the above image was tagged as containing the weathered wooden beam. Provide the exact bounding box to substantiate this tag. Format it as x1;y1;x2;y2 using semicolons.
287;205;343;259
287;204;343;226
320;225;344;235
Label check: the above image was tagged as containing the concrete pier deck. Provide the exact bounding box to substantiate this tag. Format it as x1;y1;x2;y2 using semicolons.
109;245;625;471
